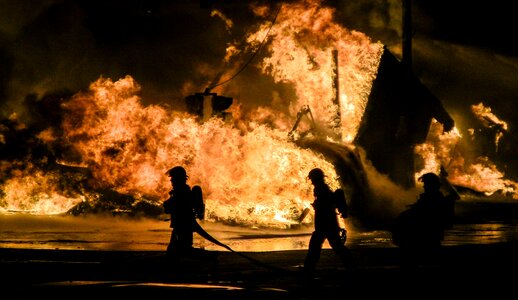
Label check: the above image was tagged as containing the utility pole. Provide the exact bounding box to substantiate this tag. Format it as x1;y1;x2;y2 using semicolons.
402;0;412;71
332;49;342;142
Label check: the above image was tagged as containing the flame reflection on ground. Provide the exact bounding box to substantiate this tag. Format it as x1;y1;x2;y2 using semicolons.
2;203;518;252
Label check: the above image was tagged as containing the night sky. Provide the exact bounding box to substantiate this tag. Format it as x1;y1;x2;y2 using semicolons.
0;0;516;175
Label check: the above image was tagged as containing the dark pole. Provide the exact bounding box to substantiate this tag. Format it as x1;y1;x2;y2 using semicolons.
332;49;342;141
402;0;412;71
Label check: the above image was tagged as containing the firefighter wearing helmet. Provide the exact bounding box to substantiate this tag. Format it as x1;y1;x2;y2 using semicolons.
163;166;204;256
391;169;460;266
303;168;355;274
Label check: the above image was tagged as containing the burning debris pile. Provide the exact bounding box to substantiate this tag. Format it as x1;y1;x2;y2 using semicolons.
0;0;517;229
0;90;161;218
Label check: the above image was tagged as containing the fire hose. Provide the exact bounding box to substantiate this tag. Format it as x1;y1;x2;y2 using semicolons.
192;221;295;274
192;220;348;274
167;204;347;273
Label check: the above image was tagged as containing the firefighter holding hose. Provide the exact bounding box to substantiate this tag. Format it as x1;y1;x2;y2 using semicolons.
163;166;204;256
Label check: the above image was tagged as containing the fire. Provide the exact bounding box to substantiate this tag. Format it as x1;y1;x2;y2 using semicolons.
415;118;517;198
58;76;339;227
414;120;462;179
470;102;508;150
1;0;517;227
241;0;383;142
0;162;88;214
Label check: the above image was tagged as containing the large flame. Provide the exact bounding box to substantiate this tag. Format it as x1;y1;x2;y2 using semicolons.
0;161;88;214
1;0;517;227
58;76;340;227
241;0;383;142
415;119;517;198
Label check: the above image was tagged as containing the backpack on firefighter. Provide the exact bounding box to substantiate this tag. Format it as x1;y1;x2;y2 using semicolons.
162;185;205;220
192;185;205;220
334;188;349;219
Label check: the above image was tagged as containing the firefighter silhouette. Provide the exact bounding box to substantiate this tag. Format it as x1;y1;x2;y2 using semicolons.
303;168;355;273
391;170;460;266
163;166;204;256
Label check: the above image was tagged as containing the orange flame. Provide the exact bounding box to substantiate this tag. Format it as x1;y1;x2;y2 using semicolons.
243;0;383;142
2;0;517;227
415;119;517;198
59;76;339;227
470;102;508;149
0;162;88;214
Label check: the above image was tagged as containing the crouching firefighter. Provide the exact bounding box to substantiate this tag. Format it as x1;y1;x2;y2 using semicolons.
303;168;355;274
163;166;205;257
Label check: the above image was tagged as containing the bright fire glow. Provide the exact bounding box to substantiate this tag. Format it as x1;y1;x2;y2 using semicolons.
59;76;340;227
415;119;517;198
243;0;383;142
1;0;517;226
0;162;88;214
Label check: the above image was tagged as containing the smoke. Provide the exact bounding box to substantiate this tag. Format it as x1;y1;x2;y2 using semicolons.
332;0;518;182
414;40;518;119
0;1;244;122
2;1;517;125
296;138;416;230
333;0;403;53
333;0;518;132
359;148;416;212
413;40;518;180
1;1;96;119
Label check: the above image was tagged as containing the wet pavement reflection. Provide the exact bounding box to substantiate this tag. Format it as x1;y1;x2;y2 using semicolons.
2;206;518;252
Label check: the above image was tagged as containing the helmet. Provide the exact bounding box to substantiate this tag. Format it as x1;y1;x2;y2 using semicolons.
166;166;188;179
308;168;325;181
418;172;440;187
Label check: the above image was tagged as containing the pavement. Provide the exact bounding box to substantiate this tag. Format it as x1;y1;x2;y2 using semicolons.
2;241;518;299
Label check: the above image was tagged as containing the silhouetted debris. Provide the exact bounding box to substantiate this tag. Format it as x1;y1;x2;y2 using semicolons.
66;189;162;219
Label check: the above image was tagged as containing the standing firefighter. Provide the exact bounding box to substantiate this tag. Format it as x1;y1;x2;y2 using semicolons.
163;166;204;256
303;168;354;274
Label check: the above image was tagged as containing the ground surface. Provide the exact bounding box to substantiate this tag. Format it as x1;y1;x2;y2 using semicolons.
2;241;518;299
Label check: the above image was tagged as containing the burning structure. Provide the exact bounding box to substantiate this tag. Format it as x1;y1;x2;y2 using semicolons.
0;0;517;230
355;48;455;189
